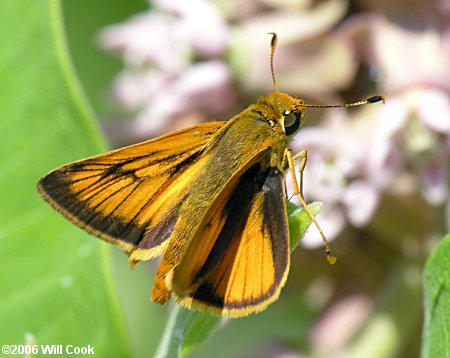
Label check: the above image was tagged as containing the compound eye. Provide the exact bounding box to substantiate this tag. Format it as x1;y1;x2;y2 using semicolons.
284;110;302;136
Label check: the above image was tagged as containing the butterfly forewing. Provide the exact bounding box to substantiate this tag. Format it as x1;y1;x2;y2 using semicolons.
37;122;225;257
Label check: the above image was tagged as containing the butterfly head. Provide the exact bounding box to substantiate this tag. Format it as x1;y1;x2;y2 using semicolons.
277;92;306;138
259;91;306;139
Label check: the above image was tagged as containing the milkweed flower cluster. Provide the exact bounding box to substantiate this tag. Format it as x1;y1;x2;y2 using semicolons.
98;0;234;143
293;0;450;245
98;0;449;244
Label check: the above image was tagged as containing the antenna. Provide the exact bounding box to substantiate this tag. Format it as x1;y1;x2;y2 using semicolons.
268;32;278;93
304;95;385;108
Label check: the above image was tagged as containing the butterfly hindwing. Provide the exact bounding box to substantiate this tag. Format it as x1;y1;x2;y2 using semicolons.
37;122;225;257
167;166;290;317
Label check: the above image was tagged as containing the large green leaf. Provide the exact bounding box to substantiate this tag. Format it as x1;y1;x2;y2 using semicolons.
422;233;450;358
0;1;130;355
62;0;147;114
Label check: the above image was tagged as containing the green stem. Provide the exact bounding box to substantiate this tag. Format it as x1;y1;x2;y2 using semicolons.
154;305;182;358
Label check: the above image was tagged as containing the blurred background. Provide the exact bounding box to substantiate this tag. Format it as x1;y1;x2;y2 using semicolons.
1;0;448;357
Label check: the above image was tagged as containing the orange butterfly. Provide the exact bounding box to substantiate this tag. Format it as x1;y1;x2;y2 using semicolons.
37;33;383;317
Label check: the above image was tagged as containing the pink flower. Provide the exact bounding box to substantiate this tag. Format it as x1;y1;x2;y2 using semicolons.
289;106;383;246
132;61;234;135
98;0;232;143
368;90;450;205
286;0;450;236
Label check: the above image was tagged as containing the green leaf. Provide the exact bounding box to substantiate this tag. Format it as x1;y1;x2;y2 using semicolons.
154;201;323;358
154;306;221;358
0;1;130;355
62;0;148;115
180;310;221;357
422;233;450;358
287;201;324;251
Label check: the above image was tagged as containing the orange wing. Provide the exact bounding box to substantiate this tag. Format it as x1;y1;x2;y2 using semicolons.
167;166;290;317
37;122;225;258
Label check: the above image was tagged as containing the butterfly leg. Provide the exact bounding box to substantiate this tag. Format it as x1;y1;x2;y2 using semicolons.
284;148;337;265
292;150;307;197
282;149;307;201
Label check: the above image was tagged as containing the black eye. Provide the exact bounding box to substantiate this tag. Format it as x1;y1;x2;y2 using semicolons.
284;110;302;136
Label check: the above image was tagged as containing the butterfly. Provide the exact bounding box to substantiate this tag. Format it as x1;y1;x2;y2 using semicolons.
37;33;383;317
